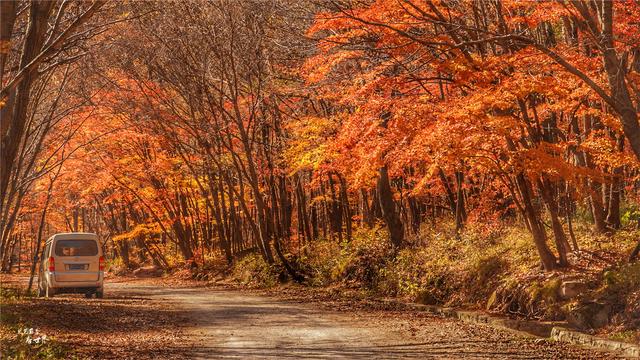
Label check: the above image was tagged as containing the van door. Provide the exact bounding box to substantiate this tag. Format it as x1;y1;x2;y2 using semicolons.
53;239;100;282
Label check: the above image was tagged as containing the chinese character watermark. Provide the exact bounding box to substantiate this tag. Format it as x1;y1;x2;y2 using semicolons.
17;328;48;345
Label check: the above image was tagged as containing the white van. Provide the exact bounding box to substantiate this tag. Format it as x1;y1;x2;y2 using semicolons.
37;232;104;298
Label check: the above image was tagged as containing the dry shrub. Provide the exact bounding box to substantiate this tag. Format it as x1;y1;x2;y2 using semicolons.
487;277;564;320
231;253;279;287
296;225;393;288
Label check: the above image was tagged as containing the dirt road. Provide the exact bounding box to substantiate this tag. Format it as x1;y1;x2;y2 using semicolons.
105;280;617;359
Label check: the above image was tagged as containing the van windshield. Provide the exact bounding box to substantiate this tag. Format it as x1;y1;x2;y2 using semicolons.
55;240;98;256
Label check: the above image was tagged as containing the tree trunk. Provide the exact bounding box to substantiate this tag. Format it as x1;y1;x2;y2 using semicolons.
606;136;623;229
630;238;640;262
538;178;570;267
377;166;404;249
27;164;61;293
438;169;457;217
338;174;352;242
454;170;467;231
516;174;557;270
1;1;55;211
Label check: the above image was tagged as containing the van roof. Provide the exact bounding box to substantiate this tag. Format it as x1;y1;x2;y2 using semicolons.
47;232;99;243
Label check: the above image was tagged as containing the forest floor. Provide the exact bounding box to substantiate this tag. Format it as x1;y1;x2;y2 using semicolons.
0;272;625;359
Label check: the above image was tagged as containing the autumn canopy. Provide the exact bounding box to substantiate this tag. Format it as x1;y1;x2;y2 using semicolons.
1;0;640;292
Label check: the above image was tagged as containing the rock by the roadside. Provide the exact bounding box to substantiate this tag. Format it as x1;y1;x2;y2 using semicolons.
415;290;439;305
566;301;611;330
132;265;163;277
559;281;588;300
